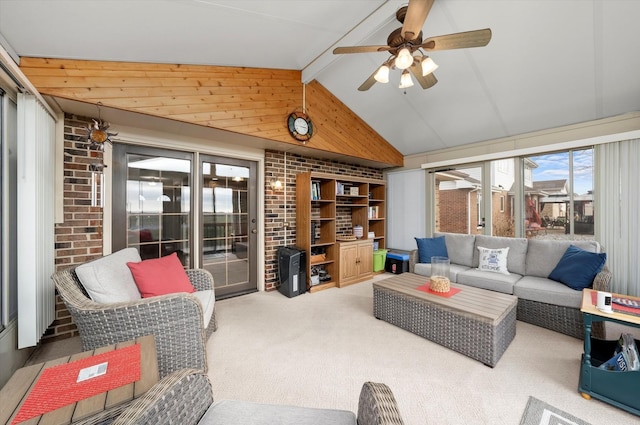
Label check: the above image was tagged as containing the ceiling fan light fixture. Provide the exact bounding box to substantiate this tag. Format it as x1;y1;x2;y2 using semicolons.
420;56;439;76
395;47;414;70
399;70;414;89
374;64;390;83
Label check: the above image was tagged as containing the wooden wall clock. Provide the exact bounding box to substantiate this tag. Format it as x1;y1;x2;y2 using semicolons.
287;111;314;143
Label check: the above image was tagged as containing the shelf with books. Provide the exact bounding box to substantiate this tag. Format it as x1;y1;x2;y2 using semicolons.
297;171;385;292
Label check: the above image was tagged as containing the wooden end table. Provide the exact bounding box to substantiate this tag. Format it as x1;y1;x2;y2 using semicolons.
0;334;159;425
579;288;640;416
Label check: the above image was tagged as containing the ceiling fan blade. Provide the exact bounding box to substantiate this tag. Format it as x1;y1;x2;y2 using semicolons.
401;0;435;41
357;70;379;91
333;45;391;55
409;63;437;90
420;28;492;51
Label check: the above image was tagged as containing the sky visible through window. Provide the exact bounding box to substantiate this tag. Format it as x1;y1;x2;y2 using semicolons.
530;150;593;195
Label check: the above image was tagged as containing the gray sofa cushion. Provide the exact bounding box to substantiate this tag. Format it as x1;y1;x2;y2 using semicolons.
514;275;584;308
525;239;601;278
199;400;356;425
473;235;528;275
414;263;470;282
457;269;522;294
435;232;475;267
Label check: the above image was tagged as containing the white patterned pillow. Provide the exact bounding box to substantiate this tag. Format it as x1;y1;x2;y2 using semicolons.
477;246;510;275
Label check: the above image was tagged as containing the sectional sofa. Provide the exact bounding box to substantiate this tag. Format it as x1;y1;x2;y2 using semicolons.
409;232;611;339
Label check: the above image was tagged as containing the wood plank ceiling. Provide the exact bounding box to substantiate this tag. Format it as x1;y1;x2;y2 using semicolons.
20;58;403;167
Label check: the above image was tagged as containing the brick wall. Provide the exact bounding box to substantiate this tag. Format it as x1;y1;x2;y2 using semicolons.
437;189;470;233
45;117;385;342
45;113;105;343
263;151;383;290
492;190;514;237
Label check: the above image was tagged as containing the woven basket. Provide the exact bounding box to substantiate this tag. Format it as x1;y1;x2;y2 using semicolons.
310;254;326;263
430;276;451;293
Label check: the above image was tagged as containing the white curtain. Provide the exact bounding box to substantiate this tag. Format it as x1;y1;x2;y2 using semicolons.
595;139;640;296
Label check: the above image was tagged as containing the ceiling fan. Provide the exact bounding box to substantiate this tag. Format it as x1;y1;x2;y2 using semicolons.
333;0;492;91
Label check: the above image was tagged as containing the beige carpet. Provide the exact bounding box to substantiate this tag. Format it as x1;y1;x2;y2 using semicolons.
206;274;640;425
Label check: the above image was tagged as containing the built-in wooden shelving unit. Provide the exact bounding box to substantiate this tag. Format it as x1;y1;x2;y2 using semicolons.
296;171;386;293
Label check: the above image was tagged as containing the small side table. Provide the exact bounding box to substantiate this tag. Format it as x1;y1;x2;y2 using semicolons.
578;288;640;416
0;334;159;425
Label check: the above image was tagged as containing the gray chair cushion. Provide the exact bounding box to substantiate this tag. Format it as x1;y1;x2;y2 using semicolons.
435;232;476;267
457;269;522;294
473;235;528;275
199;400;357;425
75;248;142;303
514;275;584;308
525;239;601;278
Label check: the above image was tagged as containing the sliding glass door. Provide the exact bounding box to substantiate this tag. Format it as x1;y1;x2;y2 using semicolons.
113;145;258;298
113;145;193;265
200;155;257;298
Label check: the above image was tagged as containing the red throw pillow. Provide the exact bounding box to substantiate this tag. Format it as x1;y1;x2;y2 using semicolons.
127;253;195;298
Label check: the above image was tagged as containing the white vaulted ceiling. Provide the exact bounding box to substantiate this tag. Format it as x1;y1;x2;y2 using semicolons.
1;0;639;157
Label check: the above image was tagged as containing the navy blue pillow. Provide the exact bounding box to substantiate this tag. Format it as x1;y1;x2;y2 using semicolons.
415;236;448;264
548;245;606;290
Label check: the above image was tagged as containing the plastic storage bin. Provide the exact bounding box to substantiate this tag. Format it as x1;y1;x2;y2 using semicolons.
385;252;410;274
373;249;388;272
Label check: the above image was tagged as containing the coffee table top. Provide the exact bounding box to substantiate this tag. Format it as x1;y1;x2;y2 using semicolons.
374;273;517;324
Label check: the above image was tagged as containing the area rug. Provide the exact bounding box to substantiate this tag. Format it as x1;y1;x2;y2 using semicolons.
520;397;592;425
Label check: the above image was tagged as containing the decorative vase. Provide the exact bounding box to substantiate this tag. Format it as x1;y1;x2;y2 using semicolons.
430;256;451;293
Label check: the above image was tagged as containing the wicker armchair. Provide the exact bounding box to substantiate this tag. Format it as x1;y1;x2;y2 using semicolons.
112;369;405;425
52;267;217;378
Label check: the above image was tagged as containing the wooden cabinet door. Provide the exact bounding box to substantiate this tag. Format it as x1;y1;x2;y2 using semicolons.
358;242;373;275
340;244;358;282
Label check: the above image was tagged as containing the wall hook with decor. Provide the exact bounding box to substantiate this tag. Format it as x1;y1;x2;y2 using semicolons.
89;162;107;208
86;102;118;151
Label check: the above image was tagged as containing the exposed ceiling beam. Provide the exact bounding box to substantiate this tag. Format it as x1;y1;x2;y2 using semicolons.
302;0;402;83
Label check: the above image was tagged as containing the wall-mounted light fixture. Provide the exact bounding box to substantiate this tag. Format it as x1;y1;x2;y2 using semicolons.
270;178;283;191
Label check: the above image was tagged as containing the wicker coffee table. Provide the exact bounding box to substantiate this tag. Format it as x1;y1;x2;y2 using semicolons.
373;273;517;367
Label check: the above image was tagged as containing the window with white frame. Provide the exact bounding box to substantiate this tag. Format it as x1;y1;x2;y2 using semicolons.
428;148;594;240
1;87;18;332
0;88;3;331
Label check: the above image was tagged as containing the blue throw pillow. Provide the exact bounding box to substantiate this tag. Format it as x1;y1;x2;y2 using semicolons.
415;236;448;264
548;245;607;290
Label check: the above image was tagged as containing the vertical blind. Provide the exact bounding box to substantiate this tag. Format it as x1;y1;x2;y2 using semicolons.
386;169;426;251
595;138;640;296
17;93;56;348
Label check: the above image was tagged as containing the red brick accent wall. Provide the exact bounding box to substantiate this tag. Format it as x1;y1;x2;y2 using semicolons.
264;150;383;291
